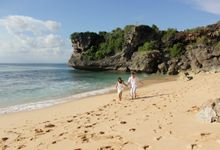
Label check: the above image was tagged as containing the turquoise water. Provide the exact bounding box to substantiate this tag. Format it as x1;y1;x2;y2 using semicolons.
0;64;150;114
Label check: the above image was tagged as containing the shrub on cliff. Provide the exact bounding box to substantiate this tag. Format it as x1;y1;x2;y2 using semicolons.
162;28;177;42
94;28;124;59
151;24;159;33
215;41;220;50
82;46;97;61
138;41;156;52
196;36;209;45
70;32;100;43
124;25;135;35
169;43;184;58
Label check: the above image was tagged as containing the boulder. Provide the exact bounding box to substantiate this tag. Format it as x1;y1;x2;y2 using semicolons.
158;62;167;74
178;71;193;81
167;59;179;75
197;98;220;123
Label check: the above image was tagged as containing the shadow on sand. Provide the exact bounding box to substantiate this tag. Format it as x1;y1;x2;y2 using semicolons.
130;94;168;100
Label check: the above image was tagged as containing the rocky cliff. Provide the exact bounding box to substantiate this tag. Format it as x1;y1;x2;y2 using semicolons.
68;22;220;74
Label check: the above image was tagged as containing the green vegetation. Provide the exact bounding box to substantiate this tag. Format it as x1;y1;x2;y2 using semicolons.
124;25;135;35
162;28;177;42
71;23;220;61
70;32;99;42
151;24;159;33
95;28;124;59
82;46;97;61
79;28;124;60
196;36;208;45
215;41;220;50
138;41;156;52
169;43;184;58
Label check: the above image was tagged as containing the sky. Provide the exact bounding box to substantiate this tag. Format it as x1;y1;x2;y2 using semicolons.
0;0;219;63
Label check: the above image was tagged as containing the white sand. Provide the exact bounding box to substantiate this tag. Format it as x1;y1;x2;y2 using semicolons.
0;73;220;150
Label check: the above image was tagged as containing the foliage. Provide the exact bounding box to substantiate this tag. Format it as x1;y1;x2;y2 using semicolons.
138;41;156;52
151;24;159;33
196;36;208;45
124;25;135;35
190;43;198;49
215;41;220;50
94;28;124;59
169;43;184;58
82;46;97;61
162;28;177;42
70;32;99;42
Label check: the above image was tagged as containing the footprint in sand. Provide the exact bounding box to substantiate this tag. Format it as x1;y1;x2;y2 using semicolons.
46;129;53;133
99;145;112;150
190;143;198;150
169;131;173;134
2;145;8;149
80;135;89;143
44;123;55;128
35;128;44;134
17;145;26;149
200;132;211;137
1;137;8;141
129;128;136;132
143;145;150;149
120;121;127;124
156;136;162;141
59;132;67;136
67;119;73;123
99;131;105;135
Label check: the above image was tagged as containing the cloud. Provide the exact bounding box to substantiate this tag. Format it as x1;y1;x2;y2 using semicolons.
185;0;220;15
0;15;70;63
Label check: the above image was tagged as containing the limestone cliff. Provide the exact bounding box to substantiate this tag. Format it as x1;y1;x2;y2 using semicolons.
68;22;220;74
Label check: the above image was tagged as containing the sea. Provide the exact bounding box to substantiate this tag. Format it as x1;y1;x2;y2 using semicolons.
0;63;153;114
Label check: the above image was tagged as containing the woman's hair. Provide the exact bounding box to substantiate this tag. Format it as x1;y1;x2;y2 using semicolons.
118;77;123;83
131;71;136;75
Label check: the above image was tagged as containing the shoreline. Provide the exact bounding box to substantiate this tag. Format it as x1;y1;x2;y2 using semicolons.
2;73;220;149
0;75;175;115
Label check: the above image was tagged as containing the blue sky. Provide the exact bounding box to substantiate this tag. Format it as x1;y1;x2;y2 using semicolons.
0;0;219;63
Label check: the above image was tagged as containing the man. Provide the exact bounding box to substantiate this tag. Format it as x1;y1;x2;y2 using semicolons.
127;72;143;99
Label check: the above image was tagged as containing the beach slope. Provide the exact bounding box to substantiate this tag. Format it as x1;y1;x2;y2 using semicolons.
1;73;220;150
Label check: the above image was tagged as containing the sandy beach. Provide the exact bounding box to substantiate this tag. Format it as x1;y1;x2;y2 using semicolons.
1;73;220;150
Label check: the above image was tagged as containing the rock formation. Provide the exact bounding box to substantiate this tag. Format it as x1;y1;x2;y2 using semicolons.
68;22;220;74
197;98;220;123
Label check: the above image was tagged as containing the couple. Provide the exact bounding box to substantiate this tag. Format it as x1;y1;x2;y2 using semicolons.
116;72;143;101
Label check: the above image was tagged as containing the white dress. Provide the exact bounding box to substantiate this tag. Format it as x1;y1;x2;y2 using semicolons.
117;82;124;93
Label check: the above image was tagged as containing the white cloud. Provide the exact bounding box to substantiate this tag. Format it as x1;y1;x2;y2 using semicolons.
0;15;71;63
185;0;220;15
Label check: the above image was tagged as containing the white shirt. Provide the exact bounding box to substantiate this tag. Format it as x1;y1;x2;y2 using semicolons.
128;76;139;88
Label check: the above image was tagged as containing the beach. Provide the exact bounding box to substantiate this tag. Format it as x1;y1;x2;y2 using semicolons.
1;72;220;150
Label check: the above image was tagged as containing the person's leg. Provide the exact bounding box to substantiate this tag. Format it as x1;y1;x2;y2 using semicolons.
131;88;134;99
118;92;120;101
134;87;137;99
119;92;122;101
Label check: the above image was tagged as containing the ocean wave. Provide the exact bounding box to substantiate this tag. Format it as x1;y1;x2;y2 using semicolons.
0;87;115;115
